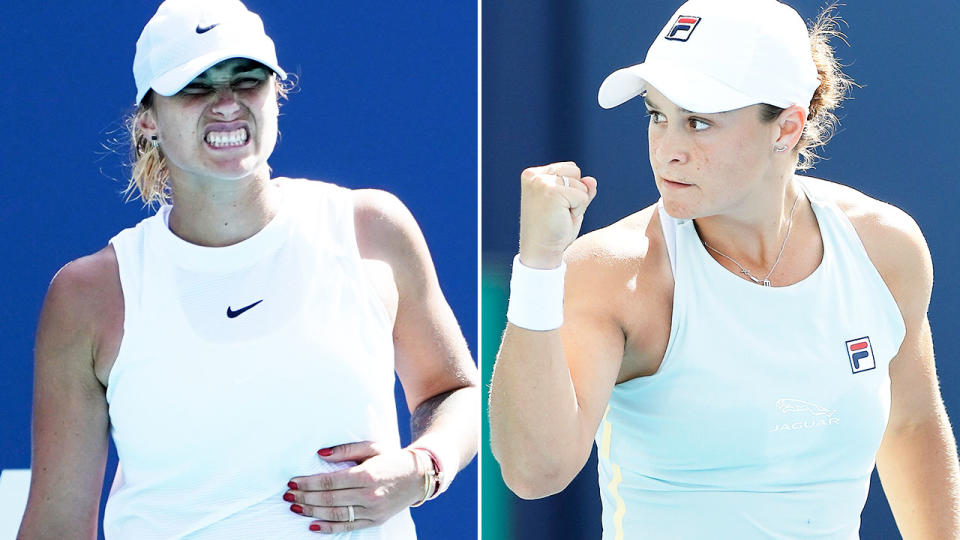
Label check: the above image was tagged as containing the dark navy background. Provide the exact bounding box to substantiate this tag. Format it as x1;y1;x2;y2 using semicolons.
482;1;959;538
0;2;477;539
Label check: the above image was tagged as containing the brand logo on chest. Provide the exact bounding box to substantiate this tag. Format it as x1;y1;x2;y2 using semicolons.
845;336;875;373
769;398;840;433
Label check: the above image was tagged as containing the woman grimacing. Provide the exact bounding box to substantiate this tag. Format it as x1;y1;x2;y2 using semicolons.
489;0;959;537
18;0;477;538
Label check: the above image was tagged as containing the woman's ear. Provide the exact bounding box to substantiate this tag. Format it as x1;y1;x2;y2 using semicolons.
774;105;806;152
138;109;158;141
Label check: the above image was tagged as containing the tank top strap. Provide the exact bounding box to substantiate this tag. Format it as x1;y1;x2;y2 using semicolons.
656;200;678;277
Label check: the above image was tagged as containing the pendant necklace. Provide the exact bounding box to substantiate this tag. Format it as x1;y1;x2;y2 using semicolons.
702;190;802;287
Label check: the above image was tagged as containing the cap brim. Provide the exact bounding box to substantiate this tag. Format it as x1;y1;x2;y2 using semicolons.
598;62;759;114
144;49;287;103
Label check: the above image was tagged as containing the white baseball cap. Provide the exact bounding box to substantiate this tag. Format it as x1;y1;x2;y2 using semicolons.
133;0;287;104
598;0;820;114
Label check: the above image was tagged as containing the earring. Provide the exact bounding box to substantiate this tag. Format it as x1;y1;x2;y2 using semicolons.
151;135;159;149
774;143;788;153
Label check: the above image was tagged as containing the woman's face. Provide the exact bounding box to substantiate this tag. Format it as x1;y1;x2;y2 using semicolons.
145;58;279;183
644;85;782;220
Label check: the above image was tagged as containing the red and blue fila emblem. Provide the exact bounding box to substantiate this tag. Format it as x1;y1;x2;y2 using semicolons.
664;15;701;42
845;336;876;374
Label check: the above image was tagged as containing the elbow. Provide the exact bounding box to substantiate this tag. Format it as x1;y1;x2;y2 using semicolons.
493;448;578;499
502;467;574;500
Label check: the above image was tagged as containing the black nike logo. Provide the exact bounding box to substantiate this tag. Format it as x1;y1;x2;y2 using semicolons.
227;299;263;318
196;23;219;34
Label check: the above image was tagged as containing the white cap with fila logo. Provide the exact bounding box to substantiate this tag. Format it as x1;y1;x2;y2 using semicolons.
133;0;287;105
598;0;820;114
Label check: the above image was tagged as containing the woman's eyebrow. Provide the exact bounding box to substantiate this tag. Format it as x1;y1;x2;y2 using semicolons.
228;60;270;74
643;97;694;114
194;62;268;82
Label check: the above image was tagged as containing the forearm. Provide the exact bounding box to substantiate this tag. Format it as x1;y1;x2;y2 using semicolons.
877;416;960;539
408;383;479;485
488;324;589;498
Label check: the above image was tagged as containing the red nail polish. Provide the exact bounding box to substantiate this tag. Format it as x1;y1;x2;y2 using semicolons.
318;448;333;456
288;481;299;490
283;492;295;502
309;524;322;531
291;504;304;513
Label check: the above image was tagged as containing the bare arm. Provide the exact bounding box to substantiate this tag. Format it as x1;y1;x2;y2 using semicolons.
490;248;626;498
284;190;478;533
851;199;960;538
488;162;630;498
18;249;118;540
354;189;479;476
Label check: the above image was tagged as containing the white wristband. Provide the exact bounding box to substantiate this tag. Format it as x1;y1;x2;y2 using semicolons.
506;255;566;331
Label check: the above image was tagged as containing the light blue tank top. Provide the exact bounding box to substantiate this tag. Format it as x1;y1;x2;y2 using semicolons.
596;181;906;540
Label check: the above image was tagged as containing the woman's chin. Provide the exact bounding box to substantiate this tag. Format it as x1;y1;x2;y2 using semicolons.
660;198;699;221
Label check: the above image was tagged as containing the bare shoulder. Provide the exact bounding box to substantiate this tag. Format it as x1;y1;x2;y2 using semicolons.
46;245;121;320
40;245;122;384
803;177;932;308
350;188;424;264
564;202;674;379
565;202;671;298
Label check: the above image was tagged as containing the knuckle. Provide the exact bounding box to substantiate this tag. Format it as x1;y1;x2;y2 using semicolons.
318;475;336;491
533;175;556;189
330;507;348;522
320;491;336;507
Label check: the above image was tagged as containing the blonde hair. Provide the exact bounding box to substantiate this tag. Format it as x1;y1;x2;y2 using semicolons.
761;3;855;170
124;75;294;207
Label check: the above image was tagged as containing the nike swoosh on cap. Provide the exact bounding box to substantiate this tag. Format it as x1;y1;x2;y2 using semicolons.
196;23;219;34
227;299;263;318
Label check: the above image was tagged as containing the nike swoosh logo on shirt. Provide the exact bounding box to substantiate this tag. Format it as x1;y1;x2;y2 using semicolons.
227;299;263;318
196;23;219;34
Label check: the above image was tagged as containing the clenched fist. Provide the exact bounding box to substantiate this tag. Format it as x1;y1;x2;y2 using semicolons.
518;161;598;269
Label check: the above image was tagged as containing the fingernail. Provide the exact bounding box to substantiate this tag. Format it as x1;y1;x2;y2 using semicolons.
291;504;304;513
317;448;333;457
288;481;299;489
283;492;295;502
309;524;322;531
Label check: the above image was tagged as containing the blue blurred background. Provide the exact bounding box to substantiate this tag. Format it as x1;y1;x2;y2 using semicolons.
481;1;959;538
0;2;476;539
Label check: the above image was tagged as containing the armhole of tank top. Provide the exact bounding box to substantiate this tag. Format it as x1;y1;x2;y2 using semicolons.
818;194;908;350
652;201;685;378
338;187;395;332
105;230;139;401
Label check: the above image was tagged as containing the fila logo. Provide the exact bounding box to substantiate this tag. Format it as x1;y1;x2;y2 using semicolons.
664;15;701;42
845;336;876;374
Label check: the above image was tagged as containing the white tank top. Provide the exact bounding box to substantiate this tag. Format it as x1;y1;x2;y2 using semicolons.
595;181;906;540
103;179;416;539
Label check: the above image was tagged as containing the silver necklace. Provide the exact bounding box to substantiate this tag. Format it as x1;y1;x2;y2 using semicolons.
702;190;802;287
